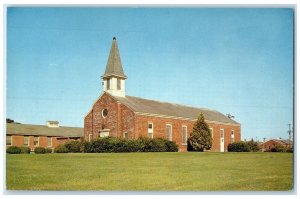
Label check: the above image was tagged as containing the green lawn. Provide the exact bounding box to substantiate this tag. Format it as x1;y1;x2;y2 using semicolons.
6;152;293;191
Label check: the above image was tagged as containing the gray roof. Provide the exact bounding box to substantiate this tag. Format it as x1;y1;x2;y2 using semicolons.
6;123;83;137
102;37;126;79
112;94;239;125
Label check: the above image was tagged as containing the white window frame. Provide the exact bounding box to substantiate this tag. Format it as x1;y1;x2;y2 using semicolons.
34;136;39;147
24;136;29;146
6;135;12;146
182;125;187;145
166;124;172;141
210;127;214;138
47;137;52;147
88;134;93;142
148;122;154;138
220;129;224;138
231;130;235;143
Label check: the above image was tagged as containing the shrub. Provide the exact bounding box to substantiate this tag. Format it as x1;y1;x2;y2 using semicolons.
20;147;31;154
54;145;69;153
34;147;46;154
247;139;261;152
65;140;83;153
45;148;53;153
287;147;293;153
83;137;178;153
271;145;287;152
6;146;21;154
227;142;250;152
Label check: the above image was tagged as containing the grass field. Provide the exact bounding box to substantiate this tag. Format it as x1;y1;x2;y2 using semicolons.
6;152;293;191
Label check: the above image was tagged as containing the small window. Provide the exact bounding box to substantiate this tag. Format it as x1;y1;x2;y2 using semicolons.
88;134;93;142
166;124;172;141
182;126;187;144
124;132;128;139
34;136;39;147
210;128;214;138
107;79;110;90
220;129;224;138
102;109;108;118
148;122;153;138
24;136;29;146
6;135;12;146
47;137;52;147
117;79;121;90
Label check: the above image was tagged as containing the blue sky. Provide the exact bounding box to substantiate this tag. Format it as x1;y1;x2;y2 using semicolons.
6;7;294;141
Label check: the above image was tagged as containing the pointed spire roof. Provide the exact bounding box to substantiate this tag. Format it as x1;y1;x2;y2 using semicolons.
102;37;127;79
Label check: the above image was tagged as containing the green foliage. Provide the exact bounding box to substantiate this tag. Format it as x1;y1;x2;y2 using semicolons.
34;147;46;154
227;142;250;152
45;148;53;153
83;137;178;153
20;147;31;154
187;113;212;152
64;140;83;153
271;145;287;152
247;139;261;152
6;146;21;154
54;145;69;153
286;147;293;153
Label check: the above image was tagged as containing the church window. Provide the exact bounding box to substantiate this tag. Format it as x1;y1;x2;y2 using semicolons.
6;135;12;146
47;137;52;147
231;130;235;143
24;136;29;146
166;124;172;141
220;129;224;138
148;122;153;138
88;134;93;142
34;136;39;146
182;125;187;144
102;109;108;118
107;79;110;90
210;128;214;138
117;79;121;90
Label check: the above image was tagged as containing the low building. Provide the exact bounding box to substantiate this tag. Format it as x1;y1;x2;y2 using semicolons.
260;139;293;152
6;122;83;151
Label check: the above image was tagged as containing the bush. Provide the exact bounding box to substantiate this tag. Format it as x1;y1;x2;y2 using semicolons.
271;145;287;152
54;145;69;153
83;137;178;153
34;147;46;154
6;146;21;154
227;142;250;152
45;148;53;153
65;140;83;153
20;147;31;154
247;139;261;152
287;147;293;153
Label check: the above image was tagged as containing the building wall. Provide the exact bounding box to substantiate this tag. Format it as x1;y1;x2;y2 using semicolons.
84;93;241;152
135;115;241;152
6;135;80;151
84;93;135;140
260;140;289;152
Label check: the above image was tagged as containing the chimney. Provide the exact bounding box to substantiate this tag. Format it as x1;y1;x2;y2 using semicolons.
47;121;59;128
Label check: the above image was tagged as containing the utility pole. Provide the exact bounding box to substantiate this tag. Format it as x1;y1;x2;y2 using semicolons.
287;123;292;148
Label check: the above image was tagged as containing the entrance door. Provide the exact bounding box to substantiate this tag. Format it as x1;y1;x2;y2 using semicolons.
220;129;225;152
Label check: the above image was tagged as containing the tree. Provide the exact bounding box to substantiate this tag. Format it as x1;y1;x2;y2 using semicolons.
187;113;212;152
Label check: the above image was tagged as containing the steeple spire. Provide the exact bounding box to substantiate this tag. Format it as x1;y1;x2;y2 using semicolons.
101;37;127;97
102;37;127;79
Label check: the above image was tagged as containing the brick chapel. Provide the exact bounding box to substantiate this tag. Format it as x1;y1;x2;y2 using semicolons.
84;37;241;152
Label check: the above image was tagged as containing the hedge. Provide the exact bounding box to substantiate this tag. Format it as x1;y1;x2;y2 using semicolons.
6;146;22;154
20;147;31;154
55;137;178;153
227;142;250;152
34;147;46;154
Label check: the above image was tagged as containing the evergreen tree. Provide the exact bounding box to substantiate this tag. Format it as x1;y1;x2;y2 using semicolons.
187;113;212;152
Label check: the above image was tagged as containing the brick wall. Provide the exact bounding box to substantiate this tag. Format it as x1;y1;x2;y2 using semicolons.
135;115;241;152
84;93;241;152
84;93;135;140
